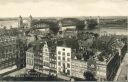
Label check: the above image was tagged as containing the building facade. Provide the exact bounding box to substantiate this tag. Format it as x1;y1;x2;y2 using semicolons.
26;40;51;75
26;47;34;70
56;46;71;76
0;36;18;74
41;41;50;74
71;58;87;79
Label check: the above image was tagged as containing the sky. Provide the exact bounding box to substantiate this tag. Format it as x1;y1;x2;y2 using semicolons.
0;0;128;17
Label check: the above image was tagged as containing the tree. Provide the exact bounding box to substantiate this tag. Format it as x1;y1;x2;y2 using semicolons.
65;38;79;50
87;19;98;30
83;50;95;61
76;21;85;30
84;71;96;81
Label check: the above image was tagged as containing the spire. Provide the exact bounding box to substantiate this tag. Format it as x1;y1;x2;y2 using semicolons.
28;14;33;28
29;14;32;20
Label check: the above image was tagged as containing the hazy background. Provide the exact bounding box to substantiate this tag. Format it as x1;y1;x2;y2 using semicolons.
0;0;128;17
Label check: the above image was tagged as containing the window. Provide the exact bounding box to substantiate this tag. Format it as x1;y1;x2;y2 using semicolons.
45;49;47;52
67;58;70;62
63;49;65;51
58;56;61;60
67;70;70;75
58;51;61;55
44;62;49;67
67;53;70;56
67;63;70;68
58;62;61;66
62;57;65;61
62;52;65;56
45;57;49;61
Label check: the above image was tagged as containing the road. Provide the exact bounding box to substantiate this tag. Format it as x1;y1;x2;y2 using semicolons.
3;68;27;77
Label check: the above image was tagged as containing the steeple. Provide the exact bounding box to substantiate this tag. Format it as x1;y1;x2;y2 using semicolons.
29;14;33;21
28;15;33;28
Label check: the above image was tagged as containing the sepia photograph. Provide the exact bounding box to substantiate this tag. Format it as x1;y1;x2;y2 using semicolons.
0;0;128;81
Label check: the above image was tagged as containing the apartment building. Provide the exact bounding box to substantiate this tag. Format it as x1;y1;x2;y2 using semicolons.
56;46;71;76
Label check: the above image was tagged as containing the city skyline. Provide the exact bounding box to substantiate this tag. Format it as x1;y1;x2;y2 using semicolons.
0;0;128;17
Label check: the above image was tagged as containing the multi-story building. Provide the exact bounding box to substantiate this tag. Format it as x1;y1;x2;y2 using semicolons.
87;44;125;81
0;28;26;74
26;40;51;74
41;41;50;74
63;28;77;38
0;36;17;74
58;20;77;38
71;57;87;79
26;47;34;70
56;46;71;76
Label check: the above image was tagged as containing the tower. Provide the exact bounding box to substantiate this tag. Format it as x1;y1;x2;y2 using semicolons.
97;16;100;36
28;15;33;28
84;20;88;29
58;20;62;29
18;15;23;28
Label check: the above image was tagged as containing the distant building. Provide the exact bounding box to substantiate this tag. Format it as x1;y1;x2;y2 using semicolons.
18;16;23;28
58;20;76;38
63;28;77;38
28;15;33;28
56;46;71;76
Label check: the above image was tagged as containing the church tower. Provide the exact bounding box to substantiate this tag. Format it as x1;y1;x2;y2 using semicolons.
18;15;23;28
28;15;33;28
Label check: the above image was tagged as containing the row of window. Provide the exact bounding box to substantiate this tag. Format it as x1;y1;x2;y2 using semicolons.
58;67;71;75
0;46;17;53
43;56;49;62
58;62;71;68
26;59;34;66
0;62;15;70
58;51;70;56
71;64;87;68
43;62;50;67
0;38;16;43
58;56;71;62
26;53;34;58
